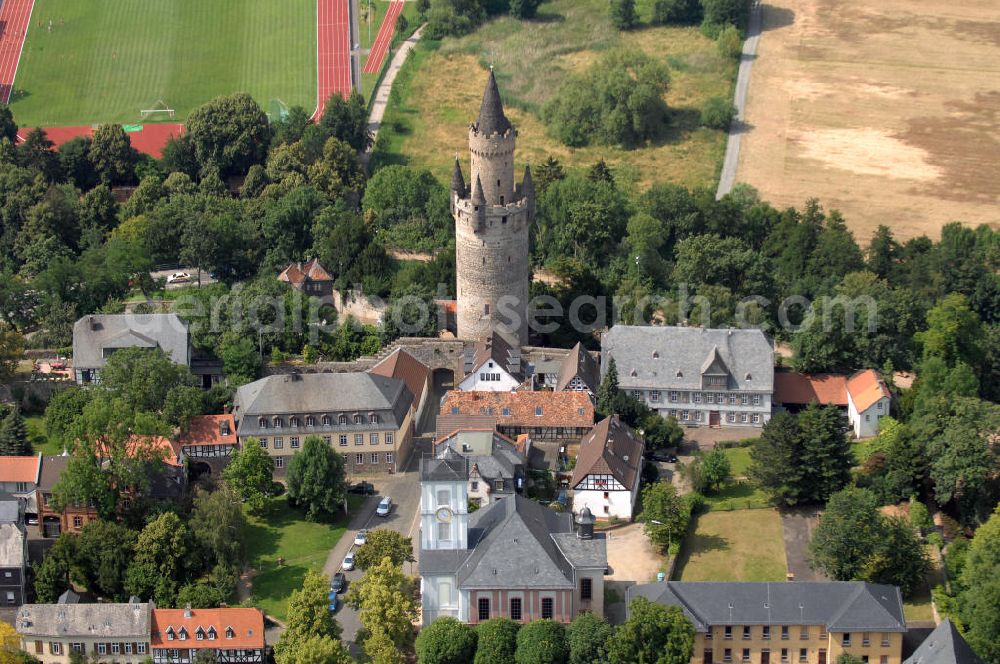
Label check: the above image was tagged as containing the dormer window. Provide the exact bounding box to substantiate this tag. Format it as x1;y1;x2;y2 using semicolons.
166;627;175;641
207;627;217;641
323;415;332;426
745;373;752;381
451;407;460;415
630;368;637;377
502;407;511;417
339;414;348;425
676;370;683;378
652;351;659;359
305;415;314;426
290;416;299;427
273;417;282;428
196;628;205;641
370;414;379;424
258;417;267;428
226;627;235;639
535;407;543;416
178;627;188;641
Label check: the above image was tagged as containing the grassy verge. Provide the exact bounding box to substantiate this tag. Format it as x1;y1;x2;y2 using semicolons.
245;494;363;621
371;0;736;191
359;0;421;102
12;0;314;126
723;446;752;477
675;509;787;581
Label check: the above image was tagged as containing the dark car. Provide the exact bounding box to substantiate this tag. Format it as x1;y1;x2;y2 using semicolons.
347;481;376;496
645;449;679;463
331;572;346;594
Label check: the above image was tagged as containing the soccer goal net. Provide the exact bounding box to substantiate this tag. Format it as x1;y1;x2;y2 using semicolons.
140;99;176;120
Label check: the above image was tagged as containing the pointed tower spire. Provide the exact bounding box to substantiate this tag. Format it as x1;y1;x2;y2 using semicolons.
471;173;486;205
521;164;534;200
451;156;466;194
476;68;512;136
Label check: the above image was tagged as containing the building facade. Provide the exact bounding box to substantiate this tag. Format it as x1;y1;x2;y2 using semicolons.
233;372;414;475
602;326;775;427
36;456;99;538
175;414;238;458
772;369;891;438
458;332;525;392
571;415;644;520
452;69;534;345
17;601;153;663
419;453;606;627
627;582;907;664
846;370;891;439
150;607;266;664
0;522;26;607
434;427;528;505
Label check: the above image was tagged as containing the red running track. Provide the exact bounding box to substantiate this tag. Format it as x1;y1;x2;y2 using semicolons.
17;124;184;158
362;0;404;75
0;0;36;104
313;0;353;121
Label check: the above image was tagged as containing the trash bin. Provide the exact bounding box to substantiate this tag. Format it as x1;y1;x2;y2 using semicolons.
657;572;666;583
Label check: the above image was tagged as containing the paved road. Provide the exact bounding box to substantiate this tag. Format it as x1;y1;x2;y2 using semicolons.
781;507;827;581
715;0;764;200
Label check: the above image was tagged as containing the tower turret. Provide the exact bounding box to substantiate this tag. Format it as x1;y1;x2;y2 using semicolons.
454;70;535;345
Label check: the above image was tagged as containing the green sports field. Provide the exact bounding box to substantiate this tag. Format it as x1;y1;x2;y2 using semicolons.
10;0;315;126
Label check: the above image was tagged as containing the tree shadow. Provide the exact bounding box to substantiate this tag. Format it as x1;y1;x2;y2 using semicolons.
761;5;796;32
529;12;566;24
673;530;730;579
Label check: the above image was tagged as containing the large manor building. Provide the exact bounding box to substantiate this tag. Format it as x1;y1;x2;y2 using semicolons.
452;69;535;345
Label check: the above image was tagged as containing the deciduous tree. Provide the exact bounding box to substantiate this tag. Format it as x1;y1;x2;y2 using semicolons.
221;440;274;515
515;619;568;664
567;611;613;664
287;435;347;520
353;528;415;571
606;597;695;664
475;618;520;664
416;617;478;664
641;481;688;552
89;124;137;186
274;570;342;664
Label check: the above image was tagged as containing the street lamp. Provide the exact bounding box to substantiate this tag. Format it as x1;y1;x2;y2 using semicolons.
648;518;670;552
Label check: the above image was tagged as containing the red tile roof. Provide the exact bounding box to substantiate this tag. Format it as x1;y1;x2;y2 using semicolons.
773;372;848;406
847;369;891;412
0;455;41;484
278;258;332;286
440;391;594;429
369;348;431;405
94;436;184;468
572;415;644;490
175;414;237;448
150;608;265;649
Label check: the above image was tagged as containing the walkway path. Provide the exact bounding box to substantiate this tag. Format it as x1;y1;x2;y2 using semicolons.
715;0;764;199
0;0;35;103
313;0;356;120
363;25;422;163
363;0;405;74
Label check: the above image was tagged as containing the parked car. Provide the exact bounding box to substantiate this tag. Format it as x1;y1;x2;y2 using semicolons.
328;591;339;612
166;272;191;284
645;449;678;463
330;572;346;594
342;551;355;571
347;481;376;496
354;529;368;546
376;496;392;517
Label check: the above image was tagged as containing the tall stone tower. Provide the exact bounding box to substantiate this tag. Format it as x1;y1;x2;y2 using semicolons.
452;69;535;345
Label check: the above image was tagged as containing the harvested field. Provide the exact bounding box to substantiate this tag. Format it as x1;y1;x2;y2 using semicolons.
736;0;1000;241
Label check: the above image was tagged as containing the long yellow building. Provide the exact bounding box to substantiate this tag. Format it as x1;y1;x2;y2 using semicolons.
627;582;907;664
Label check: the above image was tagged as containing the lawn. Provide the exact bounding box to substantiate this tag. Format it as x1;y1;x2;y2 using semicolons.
372;0;737;192
244;494;362;621
675;509;787;582
11;0;315;126
702;479;771;512
27;416;63;456
722;446;752;477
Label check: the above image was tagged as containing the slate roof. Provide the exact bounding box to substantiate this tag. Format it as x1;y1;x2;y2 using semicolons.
441;436;525;485
73;314;189;370
0;523;24;568
904;620;984;664
601;326;774;392
37;455;71;492
370;348;431;406
233;373;413;436
556;342;600;393
571;415;644;491
474;69;512;136
421;450;469;482
420;494;605;589
0;501;20;524
151;608;265;649
626;582;906;633
847;369;891;412
451;158;466;194
465;331;522;380
773;372;848;406
17;601;152;638
440;391;594;430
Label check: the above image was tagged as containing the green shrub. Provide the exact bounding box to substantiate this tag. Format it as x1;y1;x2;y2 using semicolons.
700;96;737;130
716;24;743;59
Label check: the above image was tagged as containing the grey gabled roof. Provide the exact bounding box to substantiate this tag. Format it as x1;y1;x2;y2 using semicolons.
17;601;153;638
556;342;600;393
419;495;605;590
233;372;412;435
474;69;512;136
601;325;774;392
905;620;984;664
421;450;468;482
626;582;907;633
73;314;190;370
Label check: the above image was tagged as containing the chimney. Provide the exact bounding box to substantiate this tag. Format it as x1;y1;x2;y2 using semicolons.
220;420;231;437
184;604;192;619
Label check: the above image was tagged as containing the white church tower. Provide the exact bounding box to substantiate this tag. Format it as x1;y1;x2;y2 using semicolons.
420;449;469;551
